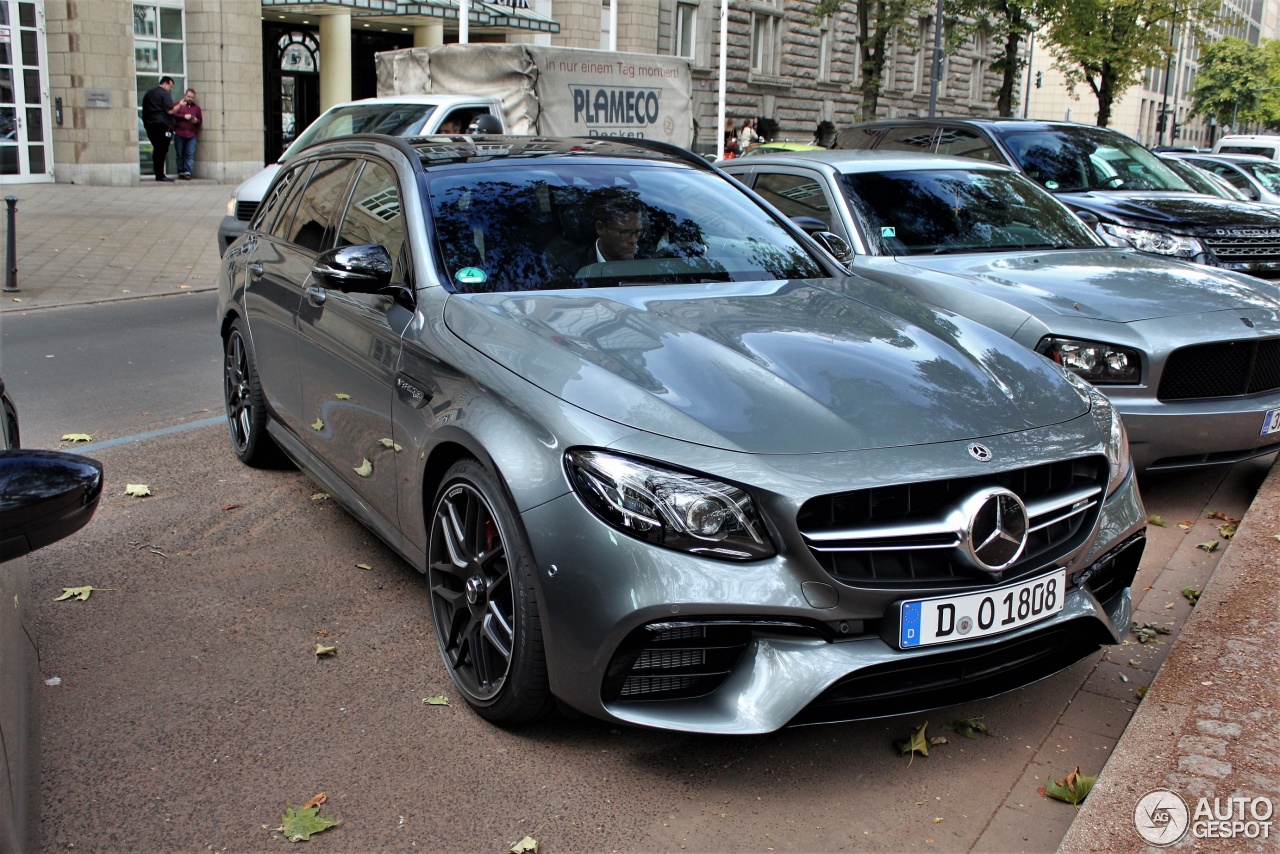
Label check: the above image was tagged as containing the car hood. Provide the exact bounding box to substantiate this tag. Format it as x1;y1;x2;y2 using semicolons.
1055;191;1280;231
442;280;1089;454
896;248;1280;323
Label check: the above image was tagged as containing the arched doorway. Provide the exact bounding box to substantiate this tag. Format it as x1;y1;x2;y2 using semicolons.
262;26;319;165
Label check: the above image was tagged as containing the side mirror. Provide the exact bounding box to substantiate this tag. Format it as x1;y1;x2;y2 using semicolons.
812;231;853;264
1073;209;1101;228
790;215;831;235
313;244;394;294
0;450;103;561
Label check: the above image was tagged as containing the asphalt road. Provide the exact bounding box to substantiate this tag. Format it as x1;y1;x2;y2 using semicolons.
4;294;1270;852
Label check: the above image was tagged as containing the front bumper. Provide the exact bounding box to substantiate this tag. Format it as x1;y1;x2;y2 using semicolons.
521;461;1145;734
217;215;247;257
1110;390;1280;471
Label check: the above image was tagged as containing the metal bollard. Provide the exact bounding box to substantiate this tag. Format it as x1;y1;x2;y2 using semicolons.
3;195;17;293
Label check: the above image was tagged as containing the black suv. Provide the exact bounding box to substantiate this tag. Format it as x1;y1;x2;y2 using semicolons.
833;118;1280;279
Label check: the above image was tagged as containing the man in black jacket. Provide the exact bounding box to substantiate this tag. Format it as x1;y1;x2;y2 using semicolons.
141;76;184;182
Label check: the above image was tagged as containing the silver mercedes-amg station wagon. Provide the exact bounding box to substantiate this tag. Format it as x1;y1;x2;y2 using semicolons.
217;136;1146;734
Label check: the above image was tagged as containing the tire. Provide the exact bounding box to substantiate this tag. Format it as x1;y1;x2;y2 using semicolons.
427;459;552;725
223;318;285;468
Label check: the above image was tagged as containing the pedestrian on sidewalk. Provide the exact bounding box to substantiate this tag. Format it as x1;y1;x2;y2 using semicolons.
141;76;183;182
174;88;202;180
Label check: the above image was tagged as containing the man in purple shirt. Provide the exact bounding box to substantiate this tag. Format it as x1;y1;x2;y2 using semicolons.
173;88;203;180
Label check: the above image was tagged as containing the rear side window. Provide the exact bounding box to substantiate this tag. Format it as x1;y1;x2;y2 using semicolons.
265;162;316;240
752;172;833;229
936;128;998;161
875;126;938;153
289;159;358;252
831;126;884;150
253;164;307;234
1218;145;1277;158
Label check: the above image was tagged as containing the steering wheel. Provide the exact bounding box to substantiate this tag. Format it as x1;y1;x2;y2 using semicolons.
1098;175;1126;188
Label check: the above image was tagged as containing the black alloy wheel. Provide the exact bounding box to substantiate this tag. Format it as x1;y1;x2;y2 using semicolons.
223;318;283;467
427;459;551;724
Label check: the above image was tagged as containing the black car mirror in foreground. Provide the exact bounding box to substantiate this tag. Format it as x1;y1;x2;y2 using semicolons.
812;231;854;263
0;450;104;561
313;244;394;293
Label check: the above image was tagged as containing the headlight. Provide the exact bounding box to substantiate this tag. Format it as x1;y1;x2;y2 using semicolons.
1037;337;1141;385
226;196;237;217
1099;224;1203;259
566;449;775;561
1060;371;1132;494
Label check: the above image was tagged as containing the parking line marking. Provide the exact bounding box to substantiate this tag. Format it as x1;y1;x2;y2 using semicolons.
69;416;223;453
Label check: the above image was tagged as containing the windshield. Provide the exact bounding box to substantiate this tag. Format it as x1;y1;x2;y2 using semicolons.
839;168;1102;256
1236;160;1280;192
1161;157;1246;199
1000;127;1193;193
426;163;826;293
282;103;437;161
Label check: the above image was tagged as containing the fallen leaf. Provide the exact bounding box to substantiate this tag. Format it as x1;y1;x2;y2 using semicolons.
178;284;190;290
932;817;943;824
301;793;327;810
1218;523;1237;539
279;804;342;842
311;417;324;431
314;644;337;659
356;563;373;570
423;695;450;706
895;721;929;766
945;717;992;739
1206;510;1238;524
1196;540;1219;553
221;504;241;511
1181;586;1201;605
1038;766;1096;809
124;483;151;497
1177;521;1193;530
1146;514;1165;527
353;459;373;477
334;393;351;400
378;438;403;452
311;492;330;501
1131;622;1172;643
929;736;948;746
61;433;93;443
1136;685;1148;699
54;586;98;602
510;836;538;854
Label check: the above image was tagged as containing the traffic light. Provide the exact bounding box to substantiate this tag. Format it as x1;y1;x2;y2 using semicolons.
1171;121;1180;139
1156;113;1167;134
1035;71;1042;89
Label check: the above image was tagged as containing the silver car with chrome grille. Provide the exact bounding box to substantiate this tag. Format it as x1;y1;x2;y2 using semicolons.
216;135;1145;734
725;149;1280;472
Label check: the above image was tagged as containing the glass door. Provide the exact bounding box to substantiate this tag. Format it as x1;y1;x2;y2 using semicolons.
0;0;51;183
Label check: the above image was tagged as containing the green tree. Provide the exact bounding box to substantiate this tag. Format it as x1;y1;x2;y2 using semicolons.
1039;0;1227;127
815;0;933;121
1188;37;1268;131
951;0;1042;116
1254;40;1280;130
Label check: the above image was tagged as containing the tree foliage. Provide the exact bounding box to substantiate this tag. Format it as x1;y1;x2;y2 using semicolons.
1188;37;1268;131
1039;0;1228;127
951;0;1042;116
815;0;933;121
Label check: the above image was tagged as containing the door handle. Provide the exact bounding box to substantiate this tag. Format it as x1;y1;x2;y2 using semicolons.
306;285;327;306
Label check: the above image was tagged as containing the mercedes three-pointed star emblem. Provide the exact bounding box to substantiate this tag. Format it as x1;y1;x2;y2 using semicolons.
959;487;1029;573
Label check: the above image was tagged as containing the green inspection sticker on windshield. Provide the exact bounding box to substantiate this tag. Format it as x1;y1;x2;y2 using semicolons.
1044;180;1059;189
455;267;487;285
881;227;897;238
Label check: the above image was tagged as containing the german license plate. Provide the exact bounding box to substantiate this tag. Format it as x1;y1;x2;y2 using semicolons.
899;570;1066;649
1262;409;1280;436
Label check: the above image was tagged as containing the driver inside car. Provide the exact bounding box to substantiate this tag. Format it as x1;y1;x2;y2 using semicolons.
545;190;650;276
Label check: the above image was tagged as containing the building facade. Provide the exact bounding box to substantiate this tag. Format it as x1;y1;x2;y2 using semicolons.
8;0;1015;187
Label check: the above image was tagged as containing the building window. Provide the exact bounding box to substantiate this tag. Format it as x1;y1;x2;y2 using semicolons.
750;2;783;77
915;18;931;94
817;15;833;81
134;2;186;172
970;32;989;102
675;2;697;60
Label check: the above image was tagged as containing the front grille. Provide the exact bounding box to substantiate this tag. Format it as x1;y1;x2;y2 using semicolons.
235;200;259;222
1202;234;1280;267
603;623;750;703
1158;338;1280;400
797;457;1107;590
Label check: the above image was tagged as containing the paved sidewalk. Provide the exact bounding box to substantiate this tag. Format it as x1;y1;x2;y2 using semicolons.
0;180;227;312
1;181;1277;852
